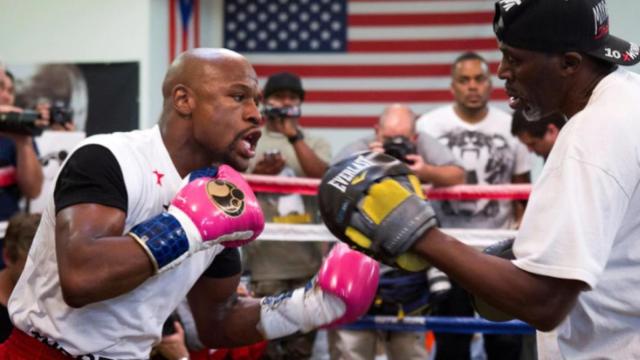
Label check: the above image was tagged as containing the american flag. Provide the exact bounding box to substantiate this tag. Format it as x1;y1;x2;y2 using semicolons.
224;0;507;128
169;0;201;63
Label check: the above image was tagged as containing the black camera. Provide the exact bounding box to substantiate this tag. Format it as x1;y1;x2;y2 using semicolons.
49;102;73;126
0;103;73;136
262;105;301;120
383;136;417;164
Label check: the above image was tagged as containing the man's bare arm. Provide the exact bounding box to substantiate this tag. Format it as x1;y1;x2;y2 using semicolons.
188;274;264;348
55;203;154;307
413;228;587;331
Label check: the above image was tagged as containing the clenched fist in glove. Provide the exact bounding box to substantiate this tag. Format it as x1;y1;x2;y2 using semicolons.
129;165;264;273
318;152;438;272
258;243;379;339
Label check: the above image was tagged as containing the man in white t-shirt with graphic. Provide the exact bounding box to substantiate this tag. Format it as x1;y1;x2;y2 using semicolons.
317;0;640;359
417;51;530;360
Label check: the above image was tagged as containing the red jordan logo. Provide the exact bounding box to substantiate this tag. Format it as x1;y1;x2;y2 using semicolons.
153;170;165;186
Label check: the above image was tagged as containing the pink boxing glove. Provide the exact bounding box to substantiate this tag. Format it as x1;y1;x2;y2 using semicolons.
129;165;264;273
316;243;380;327
171;165;264;248
258;243;379;339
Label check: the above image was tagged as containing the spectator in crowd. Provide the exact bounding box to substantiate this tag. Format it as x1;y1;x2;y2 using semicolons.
329;103;464;360
511;110;566;160
244;71;331;359
334;103;464;186
0;213;41;342
417;52;531;360
0;69;44;221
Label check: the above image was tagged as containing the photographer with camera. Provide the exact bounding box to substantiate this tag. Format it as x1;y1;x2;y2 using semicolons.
244;71;331;359
334;103;464;187
328;103;464;360
0;68;43;222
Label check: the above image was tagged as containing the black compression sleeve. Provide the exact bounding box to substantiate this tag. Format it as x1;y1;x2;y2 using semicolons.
54;144;128;213
202;248;242;278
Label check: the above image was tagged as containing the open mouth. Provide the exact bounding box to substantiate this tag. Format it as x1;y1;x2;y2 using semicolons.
505;87;525;110
240;128;261;157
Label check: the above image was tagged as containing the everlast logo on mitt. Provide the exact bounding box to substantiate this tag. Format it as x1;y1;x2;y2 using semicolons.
327;155;376;192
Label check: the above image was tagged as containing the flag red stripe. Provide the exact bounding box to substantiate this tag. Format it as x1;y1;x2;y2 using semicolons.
194;0;200;47
300;116;379;128
181;21;188;52
169;0;176;62
349;12;493;26
305;88;507;102
348;38;498;52
254;62;499;77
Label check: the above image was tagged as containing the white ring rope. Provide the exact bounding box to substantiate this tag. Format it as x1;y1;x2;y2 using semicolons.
259;223;516;250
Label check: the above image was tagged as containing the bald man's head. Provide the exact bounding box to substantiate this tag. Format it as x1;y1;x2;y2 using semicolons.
157;48;262;174
162;48;254;100
377;104;417;139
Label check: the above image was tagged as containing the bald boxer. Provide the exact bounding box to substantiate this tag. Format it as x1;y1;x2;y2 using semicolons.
0;48;379;360
318;1;640;358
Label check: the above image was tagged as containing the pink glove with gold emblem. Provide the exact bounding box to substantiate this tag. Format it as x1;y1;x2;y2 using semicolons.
129;165;264;273
258;243;379;339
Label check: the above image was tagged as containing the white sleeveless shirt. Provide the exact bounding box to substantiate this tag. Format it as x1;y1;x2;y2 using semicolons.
9;126;223;359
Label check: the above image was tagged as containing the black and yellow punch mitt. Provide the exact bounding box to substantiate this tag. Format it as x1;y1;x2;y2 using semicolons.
318;152;438;272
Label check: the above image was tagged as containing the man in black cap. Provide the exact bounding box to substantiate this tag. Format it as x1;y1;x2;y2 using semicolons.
244;71;331;359
316;0;640;358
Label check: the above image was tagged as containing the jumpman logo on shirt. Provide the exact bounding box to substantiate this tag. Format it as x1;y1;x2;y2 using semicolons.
153;170;165;186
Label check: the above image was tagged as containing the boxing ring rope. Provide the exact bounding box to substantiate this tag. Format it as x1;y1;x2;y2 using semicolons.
244;174;532;200
248;174;534;335
260;223;517;251
343;316;534;335
0;176;534;334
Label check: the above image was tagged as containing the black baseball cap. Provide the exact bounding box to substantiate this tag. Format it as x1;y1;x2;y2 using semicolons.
494;0;640;66
263;72;305;100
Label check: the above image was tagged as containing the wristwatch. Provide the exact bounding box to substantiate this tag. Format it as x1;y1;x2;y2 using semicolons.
287;130;304;144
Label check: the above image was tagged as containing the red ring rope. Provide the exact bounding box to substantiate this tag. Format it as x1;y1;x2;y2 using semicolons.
244;174;531;200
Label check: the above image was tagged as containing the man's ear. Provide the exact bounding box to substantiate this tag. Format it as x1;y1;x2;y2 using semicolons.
561;52;583;76
2;247;12;267
173;84;195;116
546;123;560;137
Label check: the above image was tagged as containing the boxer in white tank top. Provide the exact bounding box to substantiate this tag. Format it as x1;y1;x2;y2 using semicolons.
0;49;380;360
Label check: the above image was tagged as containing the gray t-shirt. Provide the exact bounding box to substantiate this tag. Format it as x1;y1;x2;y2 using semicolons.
332;132;462;168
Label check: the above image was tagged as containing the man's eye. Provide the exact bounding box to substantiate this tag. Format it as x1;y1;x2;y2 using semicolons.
506;55;519;65
233;94;246;102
